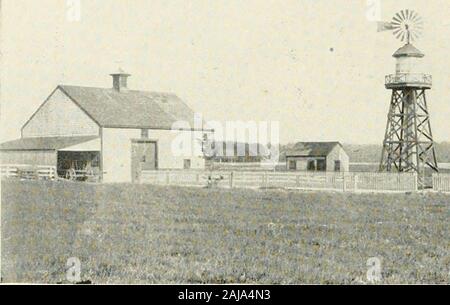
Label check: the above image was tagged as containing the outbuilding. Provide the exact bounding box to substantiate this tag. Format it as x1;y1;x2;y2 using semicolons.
285;142;349;172
0;70;212;182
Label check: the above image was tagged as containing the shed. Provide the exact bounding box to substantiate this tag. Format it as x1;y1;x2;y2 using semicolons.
285;142;349;172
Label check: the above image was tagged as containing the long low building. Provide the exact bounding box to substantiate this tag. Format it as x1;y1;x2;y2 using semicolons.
285;142;349;172
0;70;213;183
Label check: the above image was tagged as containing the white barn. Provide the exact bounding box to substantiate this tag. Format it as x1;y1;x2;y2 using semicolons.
0;71;212;183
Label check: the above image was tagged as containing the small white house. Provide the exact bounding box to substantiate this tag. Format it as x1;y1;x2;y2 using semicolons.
285;142;349;172
0;70;212;183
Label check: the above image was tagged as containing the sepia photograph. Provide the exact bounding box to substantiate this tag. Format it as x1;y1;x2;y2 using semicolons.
0;0;448;293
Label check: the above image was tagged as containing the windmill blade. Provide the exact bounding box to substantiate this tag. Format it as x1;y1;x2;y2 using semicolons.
392;25;402;32
395;30;405;40
392;26;403;35
415;18;424;25
410;11;419;21
414;30;423;38
405;9;411;20
393;14;403;24
400;32;406;42
400;10;407;21
413;19;423;27
410;11;421;23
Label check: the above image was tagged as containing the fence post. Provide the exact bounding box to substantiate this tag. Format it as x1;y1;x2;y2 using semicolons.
413;173;418;192
343;173;347;192
229;171;234;189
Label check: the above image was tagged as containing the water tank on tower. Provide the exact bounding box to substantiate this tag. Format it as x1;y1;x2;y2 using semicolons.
385;43;431;89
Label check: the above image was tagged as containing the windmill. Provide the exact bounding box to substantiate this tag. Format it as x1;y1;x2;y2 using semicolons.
377;10;424;43
377;10;438;187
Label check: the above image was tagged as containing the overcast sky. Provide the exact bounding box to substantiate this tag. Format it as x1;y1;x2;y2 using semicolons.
1;0;449;144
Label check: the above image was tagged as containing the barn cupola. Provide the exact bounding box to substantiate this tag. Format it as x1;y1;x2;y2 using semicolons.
110;68;131;92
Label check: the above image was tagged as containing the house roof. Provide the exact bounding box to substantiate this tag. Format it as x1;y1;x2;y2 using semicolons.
393;44;424;58
57;85;201;129
0;136;99;151
285;142;341;157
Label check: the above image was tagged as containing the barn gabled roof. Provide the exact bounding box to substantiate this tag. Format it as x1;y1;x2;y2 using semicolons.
285;142;342;157
56;85;199;129
0;136;99;151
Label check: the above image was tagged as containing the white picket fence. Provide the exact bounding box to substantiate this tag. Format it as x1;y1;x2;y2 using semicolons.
432;174;450;193
141;170;419;193
0;164;57;180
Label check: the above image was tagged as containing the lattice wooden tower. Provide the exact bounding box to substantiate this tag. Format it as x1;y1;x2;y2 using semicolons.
379;11;438;183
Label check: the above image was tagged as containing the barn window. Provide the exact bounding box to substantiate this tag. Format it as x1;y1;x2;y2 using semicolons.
184;159;191;169
141;129;149;138
334;160;341;172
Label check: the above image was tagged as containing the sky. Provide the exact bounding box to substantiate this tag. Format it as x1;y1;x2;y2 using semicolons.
1;0;449;144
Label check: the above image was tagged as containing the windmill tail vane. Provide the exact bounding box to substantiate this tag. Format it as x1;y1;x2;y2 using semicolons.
377;21;395;32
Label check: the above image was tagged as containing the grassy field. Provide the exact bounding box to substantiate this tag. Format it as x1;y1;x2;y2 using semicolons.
1;180;449;284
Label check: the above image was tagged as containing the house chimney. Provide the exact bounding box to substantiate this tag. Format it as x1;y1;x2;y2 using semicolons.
110;68;131;92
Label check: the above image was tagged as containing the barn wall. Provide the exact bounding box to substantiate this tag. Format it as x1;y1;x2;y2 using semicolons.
102;128;209;183
0;150;57;166
22;88;99;138
326;145;350;172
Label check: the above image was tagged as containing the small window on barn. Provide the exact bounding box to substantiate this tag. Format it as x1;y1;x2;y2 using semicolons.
141;129;149;139
184;159;191;169
317;159;326;171
288;160;296;170
334;160;341;172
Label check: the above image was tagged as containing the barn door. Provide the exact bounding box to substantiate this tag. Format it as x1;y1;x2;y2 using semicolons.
131;141;157;182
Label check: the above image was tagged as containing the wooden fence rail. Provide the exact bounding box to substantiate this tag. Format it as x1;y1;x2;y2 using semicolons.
432;174;450;192
0;164;57;180
140;170;418;193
